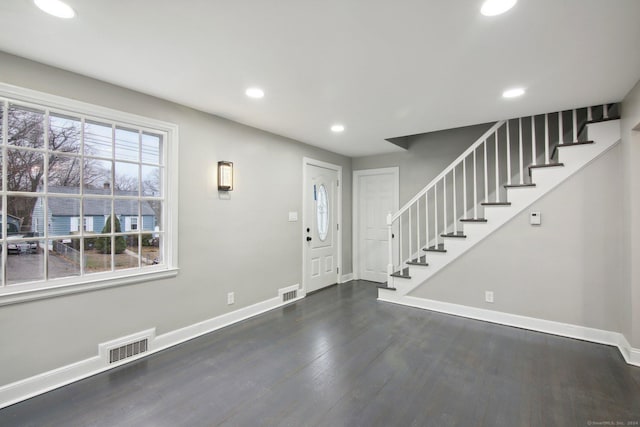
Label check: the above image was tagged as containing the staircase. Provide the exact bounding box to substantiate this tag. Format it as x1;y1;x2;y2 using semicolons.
378;104;621;299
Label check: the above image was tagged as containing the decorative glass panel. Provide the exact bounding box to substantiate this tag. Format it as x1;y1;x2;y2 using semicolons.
316;184;329;241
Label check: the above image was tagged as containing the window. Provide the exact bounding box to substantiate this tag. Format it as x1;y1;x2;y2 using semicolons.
0;85;178;303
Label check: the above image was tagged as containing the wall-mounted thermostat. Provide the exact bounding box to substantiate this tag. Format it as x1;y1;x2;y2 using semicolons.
530;211;541;225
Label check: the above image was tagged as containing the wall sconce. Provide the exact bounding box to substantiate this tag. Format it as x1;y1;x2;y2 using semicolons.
218;161;234;191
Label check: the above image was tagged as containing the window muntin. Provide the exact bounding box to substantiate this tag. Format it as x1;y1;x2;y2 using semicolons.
0;95;170;294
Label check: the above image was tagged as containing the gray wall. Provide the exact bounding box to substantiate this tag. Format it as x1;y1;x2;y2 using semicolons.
352;123;494;205
410;144;625;333
0;52;352;385
621;78;640;347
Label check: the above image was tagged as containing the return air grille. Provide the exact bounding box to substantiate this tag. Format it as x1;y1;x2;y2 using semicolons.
109;338;148;363
282;290;298;302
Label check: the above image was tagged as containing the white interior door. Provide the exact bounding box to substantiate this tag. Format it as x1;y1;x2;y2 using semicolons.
355;168;399;283
304;162;340;293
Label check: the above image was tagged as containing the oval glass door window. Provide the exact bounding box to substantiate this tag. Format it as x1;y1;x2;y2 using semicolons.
316;184;329;241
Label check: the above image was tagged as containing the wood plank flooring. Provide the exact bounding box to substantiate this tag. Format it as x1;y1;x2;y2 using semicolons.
1;280;639;426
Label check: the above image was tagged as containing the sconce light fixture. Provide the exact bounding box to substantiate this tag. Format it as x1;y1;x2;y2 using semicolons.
218;161;234;191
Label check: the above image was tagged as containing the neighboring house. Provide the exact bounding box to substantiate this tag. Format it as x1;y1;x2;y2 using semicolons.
0;212;22;235
33;186;156;236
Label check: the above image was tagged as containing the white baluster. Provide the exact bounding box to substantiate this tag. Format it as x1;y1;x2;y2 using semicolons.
409;206;412;260
463;157;467;219
473;148;478;219
388;217;393;281
544;113;550;164
531;116;536;166
425;190;429;250
483;140;488;202
572;109;577;142
434;183;438;249
399;215;402;267
558;110;564;144
506;120;512;185
603;104;609;120
588;106;593;121
519;117;524;185
453;166;457;234
416;199;420;256
495;131;500;202
443;174;447;235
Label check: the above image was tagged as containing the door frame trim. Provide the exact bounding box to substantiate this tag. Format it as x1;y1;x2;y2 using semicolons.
352;167;399;281
302;157;343;293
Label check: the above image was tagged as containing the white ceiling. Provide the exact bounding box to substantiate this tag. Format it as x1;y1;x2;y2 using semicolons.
0;0;639;157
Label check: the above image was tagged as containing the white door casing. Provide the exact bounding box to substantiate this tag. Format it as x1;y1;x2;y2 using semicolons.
303;158;342;293
353;167;399;283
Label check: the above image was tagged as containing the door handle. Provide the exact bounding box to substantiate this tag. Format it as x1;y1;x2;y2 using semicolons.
306;236;312;242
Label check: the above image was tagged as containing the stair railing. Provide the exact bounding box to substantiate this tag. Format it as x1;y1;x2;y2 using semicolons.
386;104;616;283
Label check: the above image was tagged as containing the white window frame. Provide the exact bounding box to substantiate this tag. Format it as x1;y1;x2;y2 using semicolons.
0;83;179;306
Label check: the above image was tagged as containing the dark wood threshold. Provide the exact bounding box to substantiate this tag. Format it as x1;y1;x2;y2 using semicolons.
551;140;594;159
504;183;536;189
460;218;488;222
481;202;511;206
441;232;466;238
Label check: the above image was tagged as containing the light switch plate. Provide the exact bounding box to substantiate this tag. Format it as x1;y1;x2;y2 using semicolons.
530;211;541;225
288;211;298;222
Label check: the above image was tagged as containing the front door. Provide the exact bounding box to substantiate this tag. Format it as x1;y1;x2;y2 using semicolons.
304;161;340;293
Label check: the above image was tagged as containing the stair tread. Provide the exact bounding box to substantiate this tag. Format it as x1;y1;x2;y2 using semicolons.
551;140;594;159
376;283;397;291
424;244;447;253
441;232;466;238
504;183;536;188
577;116;620;136
529;162;564;169
460;218;488;222
481;202;512;206
407;256;429;266
390;267;411;279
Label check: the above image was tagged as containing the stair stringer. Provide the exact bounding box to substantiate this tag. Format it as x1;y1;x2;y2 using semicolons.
379;119;621;300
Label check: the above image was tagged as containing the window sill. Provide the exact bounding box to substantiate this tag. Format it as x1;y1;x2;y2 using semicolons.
0;268;179;306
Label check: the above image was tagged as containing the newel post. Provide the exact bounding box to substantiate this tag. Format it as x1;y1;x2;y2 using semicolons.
387;212;394;284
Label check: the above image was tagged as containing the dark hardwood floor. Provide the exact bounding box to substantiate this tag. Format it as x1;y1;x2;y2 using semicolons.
1;281;639;426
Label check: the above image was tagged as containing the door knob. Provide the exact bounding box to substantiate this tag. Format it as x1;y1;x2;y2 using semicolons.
306;236;312;242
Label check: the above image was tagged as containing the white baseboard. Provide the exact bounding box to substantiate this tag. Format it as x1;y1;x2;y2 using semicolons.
0;284;303;409
379;293;640;368
340;273;354;283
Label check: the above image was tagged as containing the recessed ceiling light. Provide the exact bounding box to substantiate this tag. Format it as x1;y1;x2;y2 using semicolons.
502;87;526;98
245;87;264;99
331;124;345;133
481;0;517;16
34;0;76;19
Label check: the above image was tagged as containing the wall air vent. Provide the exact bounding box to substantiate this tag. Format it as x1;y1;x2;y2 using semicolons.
282;290;298;302
109;338;148;363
